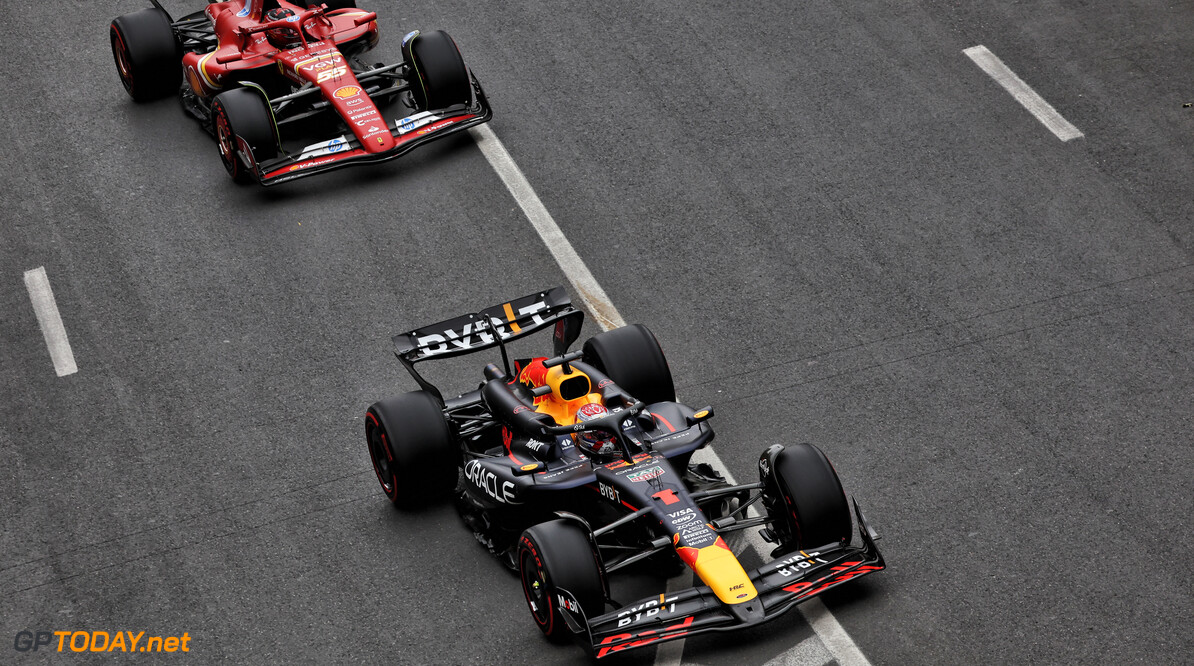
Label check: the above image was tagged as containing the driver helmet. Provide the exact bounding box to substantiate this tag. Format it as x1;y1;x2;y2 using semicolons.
573;403;617;460
265;8;302;49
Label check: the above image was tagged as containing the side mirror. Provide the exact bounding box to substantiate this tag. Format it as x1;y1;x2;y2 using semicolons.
686;407;714;426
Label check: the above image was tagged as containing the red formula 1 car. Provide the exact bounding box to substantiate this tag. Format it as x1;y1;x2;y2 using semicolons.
109;1;492;185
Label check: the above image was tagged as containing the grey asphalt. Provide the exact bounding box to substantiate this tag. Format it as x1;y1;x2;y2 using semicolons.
2;0;1192;664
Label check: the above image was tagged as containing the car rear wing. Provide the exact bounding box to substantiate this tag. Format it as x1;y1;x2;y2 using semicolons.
391;286;584;400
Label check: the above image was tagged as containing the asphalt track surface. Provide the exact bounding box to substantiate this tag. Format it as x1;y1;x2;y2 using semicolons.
2;1;1192;664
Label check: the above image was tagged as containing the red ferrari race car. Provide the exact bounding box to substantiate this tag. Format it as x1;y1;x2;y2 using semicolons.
109;1;493;185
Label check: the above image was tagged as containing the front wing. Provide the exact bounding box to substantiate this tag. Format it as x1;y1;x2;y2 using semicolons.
558;501;885;659
249;79;492;186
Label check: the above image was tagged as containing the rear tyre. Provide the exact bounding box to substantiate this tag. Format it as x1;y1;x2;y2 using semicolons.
211;88;277;184
366;391;457;507
401;30;472;111
762;443;852;551
518;520;605;643
110;8;181;102
583;324;676;404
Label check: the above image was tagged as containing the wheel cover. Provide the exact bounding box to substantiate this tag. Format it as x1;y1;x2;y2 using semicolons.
519;548;553;627
366;418;396;495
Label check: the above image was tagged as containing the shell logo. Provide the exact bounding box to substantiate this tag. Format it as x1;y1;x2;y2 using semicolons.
333;86;361;99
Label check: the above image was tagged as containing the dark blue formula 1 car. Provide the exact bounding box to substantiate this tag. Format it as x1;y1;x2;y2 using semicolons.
365;287;884;658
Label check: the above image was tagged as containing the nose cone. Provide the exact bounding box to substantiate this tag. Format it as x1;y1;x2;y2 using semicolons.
726;597;767;625
360;126;396;153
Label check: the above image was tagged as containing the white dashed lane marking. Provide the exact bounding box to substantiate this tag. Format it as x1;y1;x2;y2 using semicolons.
470;125;874;666
24;266;77;377
964;45;1084;141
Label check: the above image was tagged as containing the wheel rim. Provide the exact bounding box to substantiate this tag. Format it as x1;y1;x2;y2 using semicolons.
112;30;134;94
214;106;238;172
366;417;396;496
520;548;552;627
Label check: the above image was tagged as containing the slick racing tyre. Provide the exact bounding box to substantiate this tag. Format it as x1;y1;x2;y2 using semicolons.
762;443;852;551
110;8;181;102
211;89;277;184
366;391;457;507
401;30;472;111
583;324;676;404
518;520;605;643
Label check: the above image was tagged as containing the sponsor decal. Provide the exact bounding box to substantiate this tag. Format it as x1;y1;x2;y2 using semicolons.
598;482;620;503
296;136;348;161
556;594;580;613
416;118;457;135
627;466;664;483
464;460;516;504
286;14;300;22
615;597;678;628
670;513;697;526
346;98;364;106
415;299;550;356
759;457;770;476
683;530;717;548
520;463;539;472
349;109;379;120
236;5;250;17
288;156;336;172
524;439;549;453
402;30;420;46
333;85;361;99
540;460;586;480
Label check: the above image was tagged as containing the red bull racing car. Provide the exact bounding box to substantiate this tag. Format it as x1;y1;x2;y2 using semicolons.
365;288;886;659
109;1;492;185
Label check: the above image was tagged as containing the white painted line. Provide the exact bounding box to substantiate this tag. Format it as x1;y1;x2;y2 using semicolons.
23;266;78;377
468;124;626;331
964;45;1083;141
473;127;873;666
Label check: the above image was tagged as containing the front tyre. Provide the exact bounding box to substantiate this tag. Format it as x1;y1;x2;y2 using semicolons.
365;391;457;507
401;30;472;111
760;443;852;551
518;520;605;643
110;8;181;102
211;89;277;184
